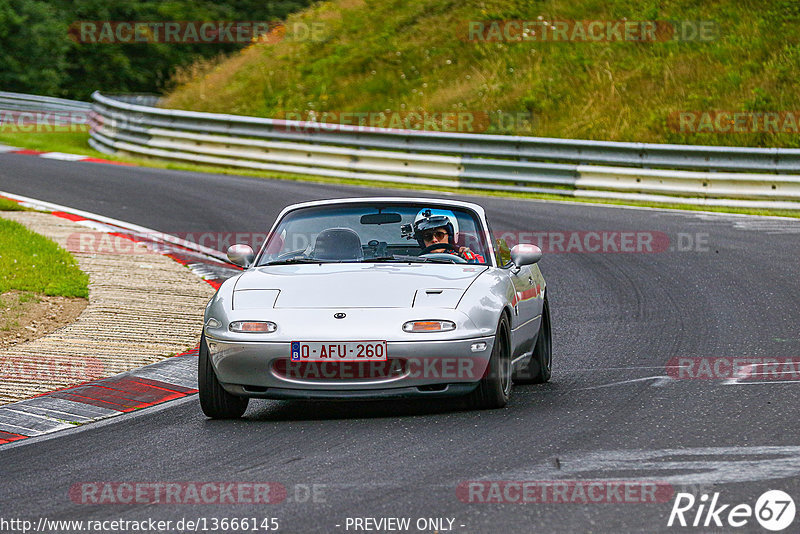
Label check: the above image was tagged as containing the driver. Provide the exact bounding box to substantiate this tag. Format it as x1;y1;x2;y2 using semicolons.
413;209;485;263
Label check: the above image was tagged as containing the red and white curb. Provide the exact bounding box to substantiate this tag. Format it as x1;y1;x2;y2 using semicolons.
0;349;199;444
1;144;133;166
0;192;241;446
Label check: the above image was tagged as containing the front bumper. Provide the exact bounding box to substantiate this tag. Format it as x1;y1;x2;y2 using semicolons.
224;383;480;400
204;334;495;399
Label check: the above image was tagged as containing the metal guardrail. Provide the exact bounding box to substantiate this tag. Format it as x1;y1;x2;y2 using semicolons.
0;91;91;112
0;91;92;132
4;90;782;209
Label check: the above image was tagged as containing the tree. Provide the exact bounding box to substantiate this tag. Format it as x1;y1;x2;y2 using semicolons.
0;0;315;99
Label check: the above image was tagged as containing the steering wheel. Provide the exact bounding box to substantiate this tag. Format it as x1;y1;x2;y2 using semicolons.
276;248;308;260
421;253;468;264
420;242;460;254
419;243;467;264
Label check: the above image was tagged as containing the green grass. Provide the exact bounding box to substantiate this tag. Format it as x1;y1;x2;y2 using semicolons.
0;218;89;298
1;131;799;218
0;198;29;211
6;4;798;217
0;131;113;158
163;0;800;148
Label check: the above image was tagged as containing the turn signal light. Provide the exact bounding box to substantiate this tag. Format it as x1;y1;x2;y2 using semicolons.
402;320;456;333
229;321;277;333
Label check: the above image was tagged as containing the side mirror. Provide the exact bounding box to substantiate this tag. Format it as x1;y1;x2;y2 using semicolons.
227;244;254;268
510;244;542;267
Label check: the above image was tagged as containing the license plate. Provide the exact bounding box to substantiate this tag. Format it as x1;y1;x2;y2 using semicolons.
290;341;387;361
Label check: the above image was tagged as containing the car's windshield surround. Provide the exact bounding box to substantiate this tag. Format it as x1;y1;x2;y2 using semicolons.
254;201;494;267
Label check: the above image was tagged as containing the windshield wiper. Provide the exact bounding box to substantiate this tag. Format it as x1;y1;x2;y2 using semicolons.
262;257;330;266
264;255;461;266
362;255;458;264
416;256;461;263
362;255;425;263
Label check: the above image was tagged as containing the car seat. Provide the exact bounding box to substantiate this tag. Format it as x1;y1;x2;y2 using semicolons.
312;228;363;261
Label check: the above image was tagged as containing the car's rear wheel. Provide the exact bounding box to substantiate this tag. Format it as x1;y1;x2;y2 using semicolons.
467;313;512;409
198;332;249;419
514;297;552;384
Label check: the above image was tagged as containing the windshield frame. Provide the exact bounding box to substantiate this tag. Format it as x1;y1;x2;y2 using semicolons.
253;199;496;267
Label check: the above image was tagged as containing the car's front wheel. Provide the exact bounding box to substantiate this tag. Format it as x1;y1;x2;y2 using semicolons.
198;332;249;419
514;297;552;384
467;313;512;409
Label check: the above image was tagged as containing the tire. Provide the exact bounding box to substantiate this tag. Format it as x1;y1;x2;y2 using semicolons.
514;297;552;385
198;332;249;419
467;313;512;409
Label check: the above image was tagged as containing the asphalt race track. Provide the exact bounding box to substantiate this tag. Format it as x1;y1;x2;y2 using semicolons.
1;153;799;533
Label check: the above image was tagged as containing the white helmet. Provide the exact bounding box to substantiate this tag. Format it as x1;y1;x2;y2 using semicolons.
412;208;459;247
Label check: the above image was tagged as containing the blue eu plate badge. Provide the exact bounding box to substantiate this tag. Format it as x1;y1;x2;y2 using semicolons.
291;342;301;361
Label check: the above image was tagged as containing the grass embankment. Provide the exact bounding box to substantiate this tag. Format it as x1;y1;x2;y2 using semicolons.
0;198;28;211
163;0;800;148
0;204;89;340
0;215;88;298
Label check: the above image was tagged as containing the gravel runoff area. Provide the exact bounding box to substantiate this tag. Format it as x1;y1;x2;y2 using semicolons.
0;211;215;404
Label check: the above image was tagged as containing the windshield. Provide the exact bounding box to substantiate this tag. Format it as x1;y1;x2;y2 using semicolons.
256;203;491;266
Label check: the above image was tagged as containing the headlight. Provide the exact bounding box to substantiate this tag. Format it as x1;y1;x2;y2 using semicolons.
205;318;221;328
402;320;456;333
229;321;277;333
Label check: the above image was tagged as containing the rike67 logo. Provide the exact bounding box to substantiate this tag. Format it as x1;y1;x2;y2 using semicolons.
668;490;796;531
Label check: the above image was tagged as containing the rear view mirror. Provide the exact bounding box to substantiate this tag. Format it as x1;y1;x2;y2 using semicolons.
227;244;255;268
361;212;402;225
510;244;542;266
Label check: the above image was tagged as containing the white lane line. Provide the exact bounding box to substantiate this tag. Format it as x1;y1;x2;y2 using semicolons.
725;380;800;385
572;366;677;371
0;394;199;451
732;220;800;234
4;404;95;423
723;362;800;385
576;376;674;390
39;152;90;161
2;406;85;426
491;446;800;486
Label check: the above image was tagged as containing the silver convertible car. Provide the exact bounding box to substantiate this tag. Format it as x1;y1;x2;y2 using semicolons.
199;197;551;418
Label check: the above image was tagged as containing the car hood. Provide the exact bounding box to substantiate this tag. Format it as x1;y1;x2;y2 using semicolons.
233;263;488;309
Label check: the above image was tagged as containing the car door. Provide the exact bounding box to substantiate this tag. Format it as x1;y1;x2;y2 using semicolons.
493;234;539;357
